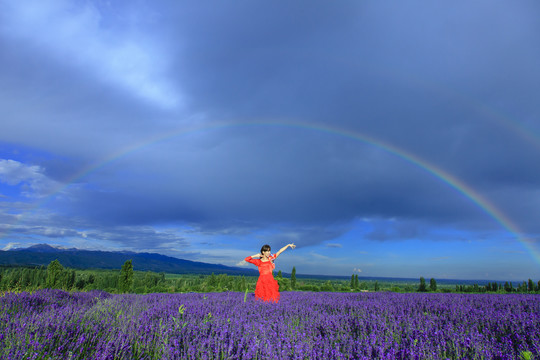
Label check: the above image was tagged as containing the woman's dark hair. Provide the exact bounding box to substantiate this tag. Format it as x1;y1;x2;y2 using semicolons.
260;244;271;254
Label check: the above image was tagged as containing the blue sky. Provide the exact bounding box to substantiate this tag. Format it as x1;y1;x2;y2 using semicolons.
1;0;540;281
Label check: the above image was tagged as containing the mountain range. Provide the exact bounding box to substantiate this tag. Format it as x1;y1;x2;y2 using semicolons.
0;244;258;276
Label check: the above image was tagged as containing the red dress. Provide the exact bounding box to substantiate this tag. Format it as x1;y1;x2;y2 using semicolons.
245;254;280;303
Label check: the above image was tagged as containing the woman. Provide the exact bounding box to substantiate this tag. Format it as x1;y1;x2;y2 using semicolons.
245;243;296;303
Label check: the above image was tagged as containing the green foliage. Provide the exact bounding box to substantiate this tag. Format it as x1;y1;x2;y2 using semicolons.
297;284;320;292
119;259;134;293
1;264;539;295
429;278;437;292
291;266;297;290
277;277;291;291
321;280;334;292
203;312;213;324
46;260;64;288
418;277;427;292
207;272;217;288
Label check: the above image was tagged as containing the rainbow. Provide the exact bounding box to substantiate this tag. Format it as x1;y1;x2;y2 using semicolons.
11;120;540;265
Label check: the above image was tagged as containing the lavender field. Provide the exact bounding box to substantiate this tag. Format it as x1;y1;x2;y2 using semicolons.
1;290;539;359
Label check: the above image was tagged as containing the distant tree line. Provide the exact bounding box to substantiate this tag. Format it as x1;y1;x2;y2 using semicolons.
417;276;540;293
1;261;539;294
0;260;255;294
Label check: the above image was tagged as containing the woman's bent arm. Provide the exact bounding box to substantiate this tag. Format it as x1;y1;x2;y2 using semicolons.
245;255;261;265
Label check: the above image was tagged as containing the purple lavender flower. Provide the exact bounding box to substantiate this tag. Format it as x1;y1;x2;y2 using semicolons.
0;290;539;359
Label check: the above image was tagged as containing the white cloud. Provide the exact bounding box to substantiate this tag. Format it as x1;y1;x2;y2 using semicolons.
192;248;254;267
0;159;41;185
326;243;342;248
0;0;180;109
308;251;331;260
0;159;60;197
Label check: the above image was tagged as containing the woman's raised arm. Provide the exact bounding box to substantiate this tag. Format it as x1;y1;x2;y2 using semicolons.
274;243;296;259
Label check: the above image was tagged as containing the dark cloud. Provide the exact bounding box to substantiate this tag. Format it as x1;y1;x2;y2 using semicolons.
48;127;487;230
